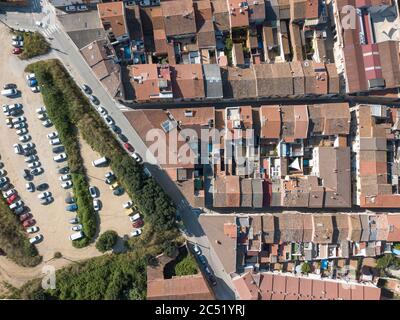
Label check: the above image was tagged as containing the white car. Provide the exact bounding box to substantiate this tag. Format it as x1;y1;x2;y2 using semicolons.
26;73;36;81
72;225;82;231
49;138;61;145
0;169;6;177
16;128;28;136
22;143;35;151
28;161;41;169
93;199;101;211
19;134;31;142
9;200;23;210
37;113;47;120
29;234;43;244
3;189;16;198
47;131;58;139
12;40;23;47
97;106;108;116
25;155;38;163
123;201;133;209
59;174;71;182
61;180;73;189
103;115;114;126
13;143;22;154
193;244;202;255
36;106;46;114
31;86;40;93
42;119;52;127
130;229;142;237
14;122;27;130
131;152;142;163
54;153;67;162
26;226;39;233
12;116;26;125
37;191;51;200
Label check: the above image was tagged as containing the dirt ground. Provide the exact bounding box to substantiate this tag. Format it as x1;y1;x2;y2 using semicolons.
0;25;133;288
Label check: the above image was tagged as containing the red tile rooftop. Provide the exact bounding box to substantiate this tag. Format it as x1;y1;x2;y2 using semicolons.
227;0;249;28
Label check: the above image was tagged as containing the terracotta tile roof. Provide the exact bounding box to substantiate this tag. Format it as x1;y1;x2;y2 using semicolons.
225;175;241;207
290;61;305;94
387;214;400;242
161;0;197;37
260;105;281;139
171;64;205;99
211;0;230;31
378;41;400;89
313;215;334;244
97;1;127;39
221;67;257;99
249;0;266;22
227;0;249;28
147;274;214;300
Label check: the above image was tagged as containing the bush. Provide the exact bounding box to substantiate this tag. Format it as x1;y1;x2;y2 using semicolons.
174;254;198;276
0;198;42;267
96;231;118;253
15;31;50;60
301;262;311;274
53;252;62;259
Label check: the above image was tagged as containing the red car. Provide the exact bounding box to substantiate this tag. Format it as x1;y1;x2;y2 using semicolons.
124;143;134;152
132;219;144;229
19;213;32;222
12;47;22;54
7;194;18;204
23;219;36;228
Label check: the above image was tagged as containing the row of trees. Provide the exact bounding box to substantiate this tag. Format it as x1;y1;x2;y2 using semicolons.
26;62;96;247
0;198;42;267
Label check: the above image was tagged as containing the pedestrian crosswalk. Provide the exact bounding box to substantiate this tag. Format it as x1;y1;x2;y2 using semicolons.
41;24;60;37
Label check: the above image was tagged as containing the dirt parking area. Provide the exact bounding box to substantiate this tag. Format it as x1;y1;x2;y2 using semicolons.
79;138;133;240
0;26;132;265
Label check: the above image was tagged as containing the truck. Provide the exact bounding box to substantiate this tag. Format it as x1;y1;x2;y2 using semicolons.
92;156;108;167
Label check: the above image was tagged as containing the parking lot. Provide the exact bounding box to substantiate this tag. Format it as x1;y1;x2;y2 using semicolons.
0;28;135;262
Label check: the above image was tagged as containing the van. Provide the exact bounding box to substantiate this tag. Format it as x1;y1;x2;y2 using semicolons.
92;156;108;167
1;88;17;97
69;231;84;241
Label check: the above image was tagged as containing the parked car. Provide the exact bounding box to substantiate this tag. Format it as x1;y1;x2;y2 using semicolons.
3;83;17;90
61;181;73;189
14;122;27;130
66;204;78;212
29;234;43;244
13;143;23;154
193;244;202;255
77;4;88;11
14;206;25;215
89;186;98;198
23;219;36;228
130;229;142;237
36;106;46;114
47;131;58;139
49;138;61;145
65;196;75;204
19;212;32;222
28;161;41;169
36;183;48;191
69;217;79;224
19;134;31;142
5;117;13;128
12;47;22;55
59;174;71;182
37;192;51;200
58;166;69;174
52;145;65;154
89;95;99;105
110;125;121;134
42;119;52;127
81;84;91;95
72;225;83;231
26;73;35;81
103;115;114;126
131;152;142;163
25;155;38;163
41;197;53;205
96;106;107;116
31;86;40;93
124;143;134;152
12;40;23;47
0;177;10;186
12;35;23;41
54;153;67;162
208;275;217;287
109;182;119;190
132;219;144;229
0;169;6;177
16;128;28;136
118;133;128;143
37;113;47;120
26;226;39;234
11;116;26;125
113;187;124;196
123;201;133;209
27;78;38;87
7;194;18;204
30;167;44;176
65;5;76;12
26;182;35;192
93;199;101;211
22;143;35;151
10;200;23;210
198;255;207;266
3;189;17;198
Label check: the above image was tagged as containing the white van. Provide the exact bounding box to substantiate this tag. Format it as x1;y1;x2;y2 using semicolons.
1;88;17;97
69;231;84;241
92;156;108;167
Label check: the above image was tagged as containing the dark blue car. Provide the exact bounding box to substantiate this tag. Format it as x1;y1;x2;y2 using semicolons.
66;204;78;212
27;79;38;87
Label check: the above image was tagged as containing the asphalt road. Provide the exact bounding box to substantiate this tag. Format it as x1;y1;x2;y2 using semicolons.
0;3;236;299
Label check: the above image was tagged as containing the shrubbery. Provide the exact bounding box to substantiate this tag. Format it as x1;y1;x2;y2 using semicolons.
174;254;198;276
96;230;118;253
14;31;50;60
0;198;42;267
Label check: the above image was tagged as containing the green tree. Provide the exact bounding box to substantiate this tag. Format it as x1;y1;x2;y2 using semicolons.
175;254;198;276
301;262;311;274
96;231;118;253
